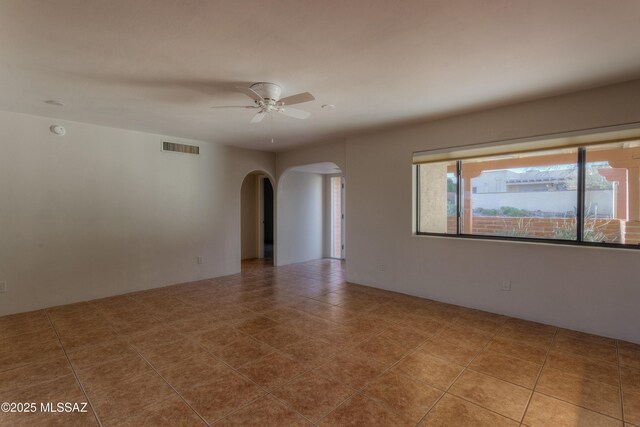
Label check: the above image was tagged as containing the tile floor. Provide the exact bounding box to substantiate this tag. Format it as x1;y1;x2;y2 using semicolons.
0;258;639;426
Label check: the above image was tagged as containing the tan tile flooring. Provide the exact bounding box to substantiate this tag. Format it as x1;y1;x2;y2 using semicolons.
1;258;639;426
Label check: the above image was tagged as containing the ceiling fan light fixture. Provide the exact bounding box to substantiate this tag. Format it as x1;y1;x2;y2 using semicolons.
250;82;282;102
212;82;315;124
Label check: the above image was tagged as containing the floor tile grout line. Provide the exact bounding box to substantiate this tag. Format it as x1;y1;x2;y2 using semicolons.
60;301;238;426
158;319;311;423
412;359;471;423
265;367;360;424
485;339;554;366
314;313;467;425
179;328;295;389
262;391;321;426
461;366;539;390
358;381;439;426
545;346;621;370
127;285;310;425
617;340;626;424
492;332;620;388
523;331;626;421
133;351;212;427
209;390;311;425
44;311;103;427
530;389;624;421
414;317;512;426
458;330;555;389
52;305;179;424
356;320;453;424
435;392;530;426
310;320;432;424
518;326;559;424
171;333;271;390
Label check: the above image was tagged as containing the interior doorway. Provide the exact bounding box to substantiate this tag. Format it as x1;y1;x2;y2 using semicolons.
276;162;345;266
241;172;274;267
261;177;274;259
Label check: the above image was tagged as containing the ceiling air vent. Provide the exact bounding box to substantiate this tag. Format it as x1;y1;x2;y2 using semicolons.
162;141;199;155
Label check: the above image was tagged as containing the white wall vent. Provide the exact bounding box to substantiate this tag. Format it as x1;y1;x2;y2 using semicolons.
162;141;199;155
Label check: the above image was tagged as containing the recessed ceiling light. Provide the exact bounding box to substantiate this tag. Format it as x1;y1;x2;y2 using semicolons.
44;100;65;107
321;104;335;109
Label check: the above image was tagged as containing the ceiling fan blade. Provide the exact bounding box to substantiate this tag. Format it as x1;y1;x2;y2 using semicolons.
278;107;310;120
277;92;315;106
237;86;264;103
210;105;258;109
250;112;267;123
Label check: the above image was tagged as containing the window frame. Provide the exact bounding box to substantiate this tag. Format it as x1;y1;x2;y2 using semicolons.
415;146;640;250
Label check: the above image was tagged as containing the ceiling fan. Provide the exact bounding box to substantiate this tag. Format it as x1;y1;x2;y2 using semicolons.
212;82;315;123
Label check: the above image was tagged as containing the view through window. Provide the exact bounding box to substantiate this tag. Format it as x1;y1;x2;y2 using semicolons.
416;140;640;247
460;148;578;240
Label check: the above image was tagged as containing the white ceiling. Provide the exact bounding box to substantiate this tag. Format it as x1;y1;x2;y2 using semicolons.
2;0;640;151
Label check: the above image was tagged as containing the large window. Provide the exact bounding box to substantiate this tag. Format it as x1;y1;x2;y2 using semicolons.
415;140;640;248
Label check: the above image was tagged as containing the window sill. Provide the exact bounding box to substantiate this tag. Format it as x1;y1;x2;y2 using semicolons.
414;231;640;251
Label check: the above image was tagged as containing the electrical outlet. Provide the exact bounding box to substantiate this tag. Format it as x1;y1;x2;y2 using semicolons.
502;280;511;291
197;256;203;265
0;281;6;293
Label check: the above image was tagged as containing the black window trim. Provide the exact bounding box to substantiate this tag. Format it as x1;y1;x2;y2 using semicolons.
415;145;640;251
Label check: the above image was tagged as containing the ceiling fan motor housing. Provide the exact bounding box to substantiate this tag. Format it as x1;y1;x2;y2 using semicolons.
218;82;313;122
250;82;282;102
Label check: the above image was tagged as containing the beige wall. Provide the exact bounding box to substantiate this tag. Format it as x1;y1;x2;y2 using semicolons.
240;174;258;260
0;111;275;316
276;171;324;266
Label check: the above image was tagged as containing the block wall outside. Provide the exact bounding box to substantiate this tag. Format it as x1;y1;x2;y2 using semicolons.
445;216;623;242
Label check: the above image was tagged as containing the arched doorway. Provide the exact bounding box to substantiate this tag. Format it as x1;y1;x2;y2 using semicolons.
241;171;275;268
